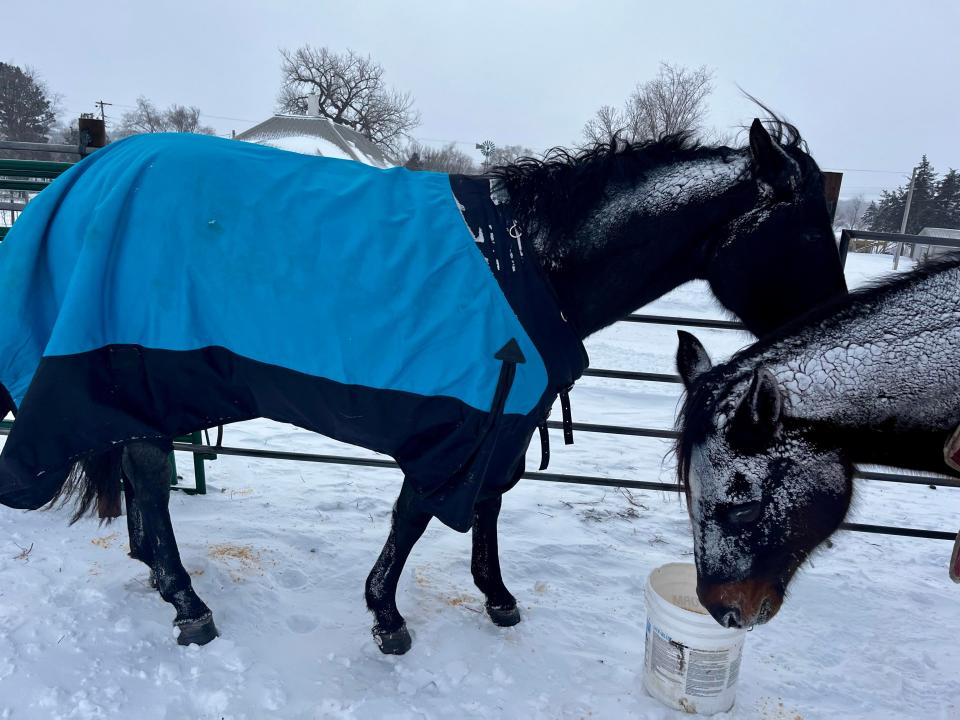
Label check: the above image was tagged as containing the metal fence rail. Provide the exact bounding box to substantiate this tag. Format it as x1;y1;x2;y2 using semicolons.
162;440;958;542
0;423;953;540
0;140;99;157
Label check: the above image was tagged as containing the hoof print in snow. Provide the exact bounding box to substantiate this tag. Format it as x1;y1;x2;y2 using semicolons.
374;624;412;655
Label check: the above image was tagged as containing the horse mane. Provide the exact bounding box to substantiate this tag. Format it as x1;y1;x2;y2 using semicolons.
491;133;720;239
491;104;806;241
673;251;960;490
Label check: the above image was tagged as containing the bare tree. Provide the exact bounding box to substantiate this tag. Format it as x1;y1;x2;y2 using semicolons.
834;195;869;232
277;46;420;156
113;96;214;138
404;141;477;174
487;144;536;168
582;63;715;144
165;105;213;133
582;104;628;145
835;194;890;253
474;141;537;173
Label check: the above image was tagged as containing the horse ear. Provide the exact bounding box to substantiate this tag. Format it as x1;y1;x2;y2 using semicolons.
732;366;783;445
676;331;712;389
748;119;795;188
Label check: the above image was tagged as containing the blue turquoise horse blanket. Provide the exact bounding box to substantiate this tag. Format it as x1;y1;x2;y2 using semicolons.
0;133;586;531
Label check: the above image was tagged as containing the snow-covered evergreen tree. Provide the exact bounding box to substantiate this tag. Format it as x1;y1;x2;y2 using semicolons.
0;62;56;143
932;169;960;229
865;156;960;233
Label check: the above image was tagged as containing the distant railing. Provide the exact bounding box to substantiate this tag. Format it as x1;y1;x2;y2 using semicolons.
838;228;960;265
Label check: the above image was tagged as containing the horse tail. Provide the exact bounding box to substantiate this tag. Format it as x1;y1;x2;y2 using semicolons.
3;385;122;522
48;447;124;525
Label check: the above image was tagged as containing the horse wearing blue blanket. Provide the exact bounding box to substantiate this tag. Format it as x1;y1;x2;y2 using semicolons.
0;119;846;652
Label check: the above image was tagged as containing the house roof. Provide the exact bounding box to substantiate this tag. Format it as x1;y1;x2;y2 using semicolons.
919;227;960;240
235;115;394;168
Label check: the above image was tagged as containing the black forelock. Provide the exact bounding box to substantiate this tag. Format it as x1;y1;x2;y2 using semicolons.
674;362;744;492
740;93;808;154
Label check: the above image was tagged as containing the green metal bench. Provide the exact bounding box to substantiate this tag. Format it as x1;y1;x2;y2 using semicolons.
1;156;215;493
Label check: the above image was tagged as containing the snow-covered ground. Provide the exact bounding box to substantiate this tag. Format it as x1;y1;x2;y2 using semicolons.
1;253;958;720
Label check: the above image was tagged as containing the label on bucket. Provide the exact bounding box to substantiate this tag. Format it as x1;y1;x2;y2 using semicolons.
644;621;741;699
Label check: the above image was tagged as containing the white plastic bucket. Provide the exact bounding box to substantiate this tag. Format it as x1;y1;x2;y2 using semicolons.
642;563;746;715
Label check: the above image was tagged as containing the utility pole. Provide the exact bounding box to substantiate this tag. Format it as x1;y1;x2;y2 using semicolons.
94;100;113;122
893;167;917;271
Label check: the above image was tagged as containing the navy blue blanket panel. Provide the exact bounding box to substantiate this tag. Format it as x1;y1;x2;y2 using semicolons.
0;133;587;531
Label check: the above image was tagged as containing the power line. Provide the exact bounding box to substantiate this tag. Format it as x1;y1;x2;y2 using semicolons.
823;167;911;175
54;100;942;177
80;100;261;126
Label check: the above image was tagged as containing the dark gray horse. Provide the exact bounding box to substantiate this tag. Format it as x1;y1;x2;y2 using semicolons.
12;118;847;652
676;254;960;629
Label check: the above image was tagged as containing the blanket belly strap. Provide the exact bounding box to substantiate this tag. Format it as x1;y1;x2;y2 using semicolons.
559;388;574;445
537;420;550;470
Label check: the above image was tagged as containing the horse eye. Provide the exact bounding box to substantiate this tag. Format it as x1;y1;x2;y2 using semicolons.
724;500;762;526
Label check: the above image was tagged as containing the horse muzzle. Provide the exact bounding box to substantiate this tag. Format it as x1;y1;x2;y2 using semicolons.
698;578;783;629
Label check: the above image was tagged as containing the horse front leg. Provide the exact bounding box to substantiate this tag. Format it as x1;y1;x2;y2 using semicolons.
365;478;432;655
121;441;218;646
472;493;521;627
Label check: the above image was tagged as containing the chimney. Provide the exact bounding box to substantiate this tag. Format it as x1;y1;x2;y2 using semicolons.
307;94;320;117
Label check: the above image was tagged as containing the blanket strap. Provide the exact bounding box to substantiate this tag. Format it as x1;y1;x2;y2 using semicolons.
559;387;574;445
537;421;550;470
202;425;224;448
951;530;960;583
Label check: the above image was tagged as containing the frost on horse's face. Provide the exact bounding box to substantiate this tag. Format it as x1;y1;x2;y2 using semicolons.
676;335;854;630
686;409;852;628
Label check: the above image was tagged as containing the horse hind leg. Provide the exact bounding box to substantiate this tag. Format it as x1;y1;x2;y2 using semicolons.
122;480;157;588
365;479;432;654
472;493;521;627
121;441;218;646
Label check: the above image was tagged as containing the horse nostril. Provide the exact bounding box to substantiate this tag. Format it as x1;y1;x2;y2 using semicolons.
726;500;762;525
717;606;742;629
757;597;773;624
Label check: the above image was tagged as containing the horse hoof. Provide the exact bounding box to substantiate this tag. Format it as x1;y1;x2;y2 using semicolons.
486;603;521;627
176;615;219;646
373;624;412;655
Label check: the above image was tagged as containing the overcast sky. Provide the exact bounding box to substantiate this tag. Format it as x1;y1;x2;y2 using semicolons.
6;1;958;198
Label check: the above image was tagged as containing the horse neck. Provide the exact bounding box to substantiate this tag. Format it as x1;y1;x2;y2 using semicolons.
813;422;952;475
752;263;960;435
526;152;754;339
